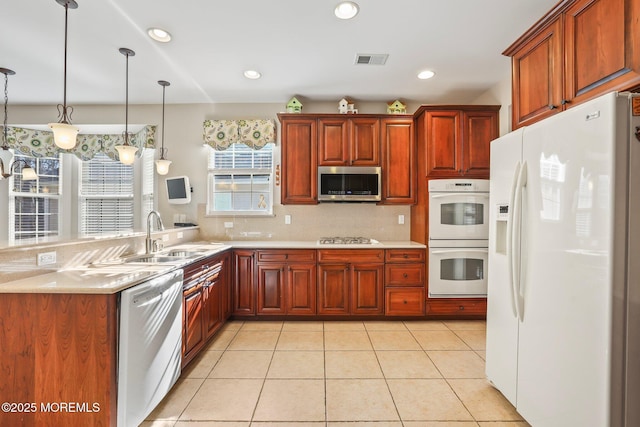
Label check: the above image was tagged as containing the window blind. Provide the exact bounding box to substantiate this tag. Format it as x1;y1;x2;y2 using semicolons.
207;143;274;215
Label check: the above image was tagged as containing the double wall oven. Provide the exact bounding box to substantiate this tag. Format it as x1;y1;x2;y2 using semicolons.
428;179;489;298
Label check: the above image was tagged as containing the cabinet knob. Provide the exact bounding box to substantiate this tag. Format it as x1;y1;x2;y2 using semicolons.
561;99;570;105
403;254;408;258
459;305;465;311
548;104;558;110
403;273;408;278
403;300;408;304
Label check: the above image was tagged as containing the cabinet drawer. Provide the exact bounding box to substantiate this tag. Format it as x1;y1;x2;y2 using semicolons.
318;249;384;263
385;263;425;286
385;249;425;263
426;298;487;316
256;249;316;263
385;287;425;316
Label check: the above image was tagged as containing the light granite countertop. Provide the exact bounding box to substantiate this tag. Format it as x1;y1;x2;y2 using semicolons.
0;240;424;294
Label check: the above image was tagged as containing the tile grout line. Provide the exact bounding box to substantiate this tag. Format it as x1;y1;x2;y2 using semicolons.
248;321;284;424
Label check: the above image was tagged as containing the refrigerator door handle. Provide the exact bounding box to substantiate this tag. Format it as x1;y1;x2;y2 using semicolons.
513;161;528;321
507;161;521;319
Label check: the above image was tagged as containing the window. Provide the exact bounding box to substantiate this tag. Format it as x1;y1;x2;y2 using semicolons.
79;150;155;237
207;143;274;215
9;153;61;242
79;152;134;236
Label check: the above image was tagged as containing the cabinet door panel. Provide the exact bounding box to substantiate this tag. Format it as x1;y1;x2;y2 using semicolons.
511;19;563;128
381;118;415;203
203;280;222;338
317;264;350;315
426;111;461;176
350;118;380;165
183;287;204;362
233;250;255;315
281;118;317;204
257;264;286;314
287;263;317;315
351;264;384;315
318;118;349;165
463;111;497;177
564;0;640;104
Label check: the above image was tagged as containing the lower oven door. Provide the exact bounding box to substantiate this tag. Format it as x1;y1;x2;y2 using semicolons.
428;247;488;298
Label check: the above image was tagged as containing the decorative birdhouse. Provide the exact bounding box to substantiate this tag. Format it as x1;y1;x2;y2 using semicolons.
338;97;357;114
286;97;303;113
387;99;407;114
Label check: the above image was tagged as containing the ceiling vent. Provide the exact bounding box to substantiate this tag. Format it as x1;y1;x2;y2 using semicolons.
355;53;389;65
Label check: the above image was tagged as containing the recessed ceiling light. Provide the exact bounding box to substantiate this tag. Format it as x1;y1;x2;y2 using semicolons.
334;1;359;19
147;27;172;43
244;70;262;80
418;70;436;80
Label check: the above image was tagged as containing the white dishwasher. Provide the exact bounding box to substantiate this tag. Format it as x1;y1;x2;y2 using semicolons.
118;269;183;427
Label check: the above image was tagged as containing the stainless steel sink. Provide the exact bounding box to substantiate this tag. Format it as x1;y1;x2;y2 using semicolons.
124;255;185;264
164;250;204;258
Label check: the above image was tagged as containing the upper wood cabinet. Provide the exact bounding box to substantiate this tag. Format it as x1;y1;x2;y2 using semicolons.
278;113;415;205
318;117;380;166
505;0;640;129
278;115;318;205
415;105;500;178
381;117;416;204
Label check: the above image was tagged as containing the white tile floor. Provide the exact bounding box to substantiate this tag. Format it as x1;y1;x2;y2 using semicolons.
141;320;530;427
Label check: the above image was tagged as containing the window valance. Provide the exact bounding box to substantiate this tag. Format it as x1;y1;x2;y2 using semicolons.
0;125;156;160
203;119;276;150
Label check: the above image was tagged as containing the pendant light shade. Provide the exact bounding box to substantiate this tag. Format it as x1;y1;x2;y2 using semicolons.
115;47;138;165
48;0;79;150
155;80;172;175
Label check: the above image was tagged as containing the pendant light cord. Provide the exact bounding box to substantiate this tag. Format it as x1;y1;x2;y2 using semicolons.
161;83;166;158
63;2;68;112
125;51;129;145
2;72;8;149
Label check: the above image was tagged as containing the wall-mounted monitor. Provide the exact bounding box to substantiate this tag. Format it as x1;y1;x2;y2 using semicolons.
166;176;191;204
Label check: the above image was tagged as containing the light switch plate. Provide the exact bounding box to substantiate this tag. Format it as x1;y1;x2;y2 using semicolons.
398;214;405;225
285;215;291;225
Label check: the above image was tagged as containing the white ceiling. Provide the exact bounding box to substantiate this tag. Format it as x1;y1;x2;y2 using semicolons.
2;0;558;106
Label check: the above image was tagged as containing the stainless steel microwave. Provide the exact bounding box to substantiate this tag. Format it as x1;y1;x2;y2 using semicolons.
317;166;381;202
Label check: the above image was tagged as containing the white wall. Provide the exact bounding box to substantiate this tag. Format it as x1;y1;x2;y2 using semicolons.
5;84;512;243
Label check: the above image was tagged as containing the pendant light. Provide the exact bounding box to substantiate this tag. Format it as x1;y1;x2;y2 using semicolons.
48;0;79;150
0;68;37;181
114;48;138;165
155;80;172;175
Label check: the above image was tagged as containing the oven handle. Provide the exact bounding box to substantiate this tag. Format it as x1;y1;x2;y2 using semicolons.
430;193;489;199
430;249;488;254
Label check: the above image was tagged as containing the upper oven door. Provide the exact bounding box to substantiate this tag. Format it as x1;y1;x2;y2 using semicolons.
429;192;490;240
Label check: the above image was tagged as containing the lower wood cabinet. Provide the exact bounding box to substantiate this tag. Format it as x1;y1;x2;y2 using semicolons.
256;250;317;315
183;252;229;367
425;298;487;316
317;249;384;315
233;249;256;315
384;249;426;316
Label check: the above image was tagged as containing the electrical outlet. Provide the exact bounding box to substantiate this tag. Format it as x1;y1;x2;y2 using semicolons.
224;222;234;229
398;214;405;225
285;215;291;225
37;251;57;266
162;234;169;242
177;231;184;239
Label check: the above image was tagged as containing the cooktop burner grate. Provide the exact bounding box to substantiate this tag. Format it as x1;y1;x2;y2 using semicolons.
318;236;372;244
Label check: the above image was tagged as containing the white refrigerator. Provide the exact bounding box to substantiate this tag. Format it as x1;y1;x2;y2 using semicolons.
486;91;640;427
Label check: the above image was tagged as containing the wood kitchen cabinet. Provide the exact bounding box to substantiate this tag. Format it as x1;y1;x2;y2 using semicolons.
318;117;380;166
381;117;416;204
256;249;317;315
317;249;384;315
183;253;228;367
505;0;640;129
384;249;426;316
278;113;416;205
415;105;499;178
233;249;256;315
278;115;318;204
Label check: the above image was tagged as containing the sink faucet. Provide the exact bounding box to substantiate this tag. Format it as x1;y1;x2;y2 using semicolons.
146;210;165;254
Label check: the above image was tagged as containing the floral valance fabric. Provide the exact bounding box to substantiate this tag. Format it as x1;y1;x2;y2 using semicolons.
0;125;156;160
203;119;276;150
